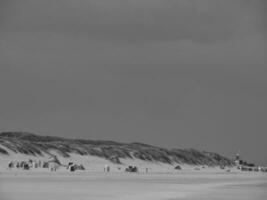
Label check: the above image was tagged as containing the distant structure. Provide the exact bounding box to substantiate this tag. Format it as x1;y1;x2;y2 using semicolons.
234;151;241;166
233;151;265;172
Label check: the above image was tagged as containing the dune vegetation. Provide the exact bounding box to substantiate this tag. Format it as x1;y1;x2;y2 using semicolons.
0;132;233;166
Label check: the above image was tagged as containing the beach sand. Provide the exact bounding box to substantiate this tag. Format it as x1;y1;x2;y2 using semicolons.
0;170;266;200
0;153;267;200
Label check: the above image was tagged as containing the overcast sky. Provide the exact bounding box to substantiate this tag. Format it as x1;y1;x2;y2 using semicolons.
0;0;266;164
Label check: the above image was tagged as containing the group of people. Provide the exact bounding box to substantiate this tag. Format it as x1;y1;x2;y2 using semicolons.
125;165;138;172
67;162;85;172
239;165;267;172
7;157;148;173
7;159;86;172
8;159;49;170
103;165;140;173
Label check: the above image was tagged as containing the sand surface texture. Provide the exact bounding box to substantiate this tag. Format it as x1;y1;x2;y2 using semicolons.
1;170;266;200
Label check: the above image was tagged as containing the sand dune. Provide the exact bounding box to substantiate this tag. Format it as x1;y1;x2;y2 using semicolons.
0;132;233;167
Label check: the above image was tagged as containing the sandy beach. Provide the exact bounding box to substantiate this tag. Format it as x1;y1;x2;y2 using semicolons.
1;152;267;200
1;169;266;200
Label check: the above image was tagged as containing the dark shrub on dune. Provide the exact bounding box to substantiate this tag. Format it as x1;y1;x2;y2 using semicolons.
0;147;8;155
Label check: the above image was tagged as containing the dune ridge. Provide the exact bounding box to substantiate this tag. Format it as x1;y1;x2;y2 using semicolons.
0;132;233;166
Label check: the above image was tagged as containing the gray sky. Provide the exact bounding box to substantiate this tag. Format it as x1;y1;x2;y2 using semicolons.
0;0;266;164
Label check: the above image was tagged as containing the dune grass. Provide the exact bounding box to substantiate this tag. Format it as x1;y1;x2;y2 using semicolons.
0;132;233;166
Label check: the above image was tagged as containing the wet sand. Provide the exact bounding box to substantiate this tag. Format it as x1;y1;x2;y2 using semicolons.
1;171;266;200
